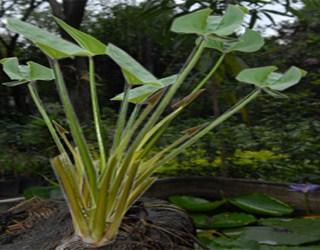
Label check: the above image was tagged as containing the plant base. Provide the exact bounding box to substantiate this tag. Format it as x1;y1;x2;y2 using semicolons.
0;197;195;250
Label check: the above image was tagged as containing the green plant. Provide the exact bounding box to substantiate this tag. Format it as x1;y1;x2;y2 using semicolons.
0;5;305;247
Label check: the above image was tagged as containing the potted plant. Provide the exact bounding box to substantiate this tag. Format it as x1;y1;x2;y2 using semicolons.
0;5;305;249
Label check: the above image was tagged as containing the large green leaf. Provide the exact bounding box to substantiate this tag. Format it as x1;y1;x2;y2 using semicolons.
54;17;107;55
0;57;54;86
106;43;161;86
236;66;306;91
111;75;177;104
169;195;225;212
229;193;294;216
7;18;89;59
236;66;278;86
192;213;256;229
240;225;320;246
170;8;212;35
206;29;264;53
206;5;246;36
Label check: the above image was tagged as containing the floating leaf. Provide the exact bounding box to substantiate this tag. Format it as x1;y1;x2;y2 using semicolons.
192;213;256;229
54;17;107;55
170;8;212;35
240;224;320;246
169;195;225;212
7;18;89;59
106;43;161;86
229;193;294;216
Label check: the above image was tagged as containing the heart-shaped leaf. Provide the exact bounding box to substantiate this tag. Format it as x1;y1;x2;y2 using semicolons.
169;195;225;212
236;66;306;91
171;8;212;35
192;212;256;229
229;192;294;216
206;29;264;53
106;43;161;86
206;5;246;36
111;75;177;104
7;18;89;59
54;17;107;55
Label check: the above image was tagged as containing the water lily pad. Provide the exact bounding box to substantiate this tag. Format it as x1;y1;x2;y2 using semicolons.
192;213;256;229
239;225;320;246
169;195;225;212
229;193;294;216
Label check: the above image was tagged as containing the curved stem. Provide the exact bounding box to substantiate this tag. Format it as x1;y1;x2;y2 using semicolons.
89;57;106;172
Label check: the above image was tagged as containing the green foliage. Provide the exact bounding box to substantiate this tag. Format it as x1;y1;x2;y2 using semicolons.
7;18;89;59
229;192;294;216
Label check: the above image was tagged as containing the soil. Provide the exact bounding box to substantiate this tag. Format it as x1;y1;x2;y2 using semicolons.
0;197;196;250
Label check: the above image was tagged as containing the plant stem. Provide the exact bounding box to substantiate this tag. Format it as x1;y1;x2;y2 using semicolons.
192;53;225;93
28;82;66;155
51;60;97;199
147;88;261;174
89;57;106;172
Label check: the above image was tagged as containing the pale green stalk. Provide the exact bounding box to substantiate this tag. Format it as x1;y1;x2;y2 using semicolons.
89;57;106;172
51;60;97;198
192;53;225;93
138;88;261;180
112;83;131;149
27;82;65;155
127;39;207;154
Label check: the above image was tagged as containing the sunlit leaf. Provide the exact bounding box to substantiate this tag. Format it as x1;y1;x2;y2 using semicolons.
171;8;212;35
54;17;107;55
7;18;89;59
106;43;161;86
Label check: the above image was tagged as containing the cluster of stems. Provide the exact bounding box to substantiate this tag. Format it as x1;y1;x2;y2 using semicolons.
27;37;261;246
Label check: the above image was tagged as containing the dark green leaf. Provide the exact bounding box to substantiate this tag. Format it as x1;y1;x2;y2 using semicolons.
229;192;294;216
192;212;256;229
169;195;225;212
